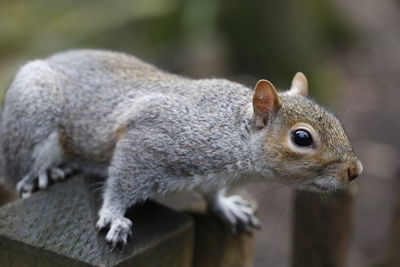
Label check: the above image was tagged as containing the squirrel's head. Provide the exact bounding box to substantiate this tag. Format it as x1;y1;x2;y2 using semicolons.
252;72;363;192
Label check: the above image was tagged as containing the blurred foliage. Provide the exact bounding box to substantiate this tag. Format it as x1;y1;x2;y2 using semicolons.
218;0;353;102
0;0;354;103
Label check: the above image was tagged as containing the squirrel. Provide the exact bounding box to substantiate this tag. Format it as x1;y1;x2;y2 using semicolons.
0;49;362;249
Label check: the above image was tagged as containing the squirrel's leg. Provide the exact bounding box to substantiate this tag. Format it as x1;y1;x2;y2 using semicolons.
96;138;156;249
4;60;79;197
96;171;156;249
95;183;133;250
205;188;261;234
16;131;62;197
15;131;78;198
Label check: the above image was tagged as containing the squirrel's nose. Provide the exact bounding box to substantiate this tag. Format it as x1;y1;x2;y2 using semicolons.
347;160;363;182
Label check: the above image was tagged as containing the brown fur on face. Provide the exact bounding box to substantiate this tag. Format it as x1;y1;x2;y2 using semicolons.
260;92;357;187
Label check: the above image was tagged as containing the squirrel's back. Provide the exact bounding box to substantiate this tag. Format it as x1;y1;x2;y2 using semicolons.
1;49;253;180
45;49;251;115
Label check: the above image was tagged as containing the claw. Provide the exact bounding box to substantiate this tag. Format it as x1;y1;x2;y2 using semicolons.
21;191;32;199
250;215;261;229
16;175;34;196
49;168;65;181
99;216;133;251
243;224;253;235
212;194;260;235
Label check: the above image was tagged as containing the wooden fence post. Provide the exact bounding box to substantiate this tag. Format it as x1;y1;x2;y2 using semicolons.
0;176;194;267
387;174;400;267
190;211;254;267
292;189;355;267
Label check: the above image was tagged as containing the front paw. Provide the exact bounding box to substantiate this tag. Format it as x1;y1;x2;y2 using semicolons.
96;215;133;250
211;195;261;234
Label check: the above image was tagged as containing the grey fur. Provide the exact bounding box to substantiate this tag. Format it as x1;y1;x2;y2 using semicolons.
0;49;361;248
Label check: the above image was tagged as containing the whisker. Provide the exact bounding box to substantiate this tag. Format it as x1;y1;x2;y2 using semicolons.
87;180;106;194
87;181;105;188
256;177;308;197
92;185;105;193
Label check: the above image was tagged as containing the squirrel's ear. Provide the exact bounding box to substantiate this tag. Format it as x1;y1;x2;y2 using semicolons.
289;72;308;96
252;79;281;128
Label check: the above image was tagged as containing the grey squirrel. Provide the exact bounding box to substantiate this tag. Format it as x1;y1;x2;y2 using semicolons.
0;49;362;249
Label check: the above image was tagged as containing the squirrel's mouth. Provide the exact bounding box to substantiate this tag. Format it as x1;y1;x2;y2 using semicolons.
307;182;333;192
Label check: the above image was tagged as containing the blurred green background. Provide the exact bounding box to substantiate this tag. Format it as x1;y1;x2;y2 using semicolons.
0;0;352;103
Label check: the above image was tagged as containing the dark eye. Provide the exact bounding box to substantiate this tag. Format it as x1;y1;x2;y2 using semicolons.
292;129;313;147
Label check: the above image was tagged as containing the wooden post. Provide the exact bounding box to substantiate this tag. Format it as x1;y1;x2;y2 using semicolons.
388;174;400;267
0;176;194;267
190;211;255;267
292;189;355;267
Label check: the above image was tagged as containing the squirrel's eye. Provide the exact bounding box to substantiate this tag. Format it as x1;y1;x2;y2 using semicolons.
292;129;313;147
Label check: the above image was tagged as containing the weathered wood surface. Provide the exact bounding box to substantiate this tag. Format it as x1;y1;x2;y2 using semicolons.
0;176;194;267
292;189;355;267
